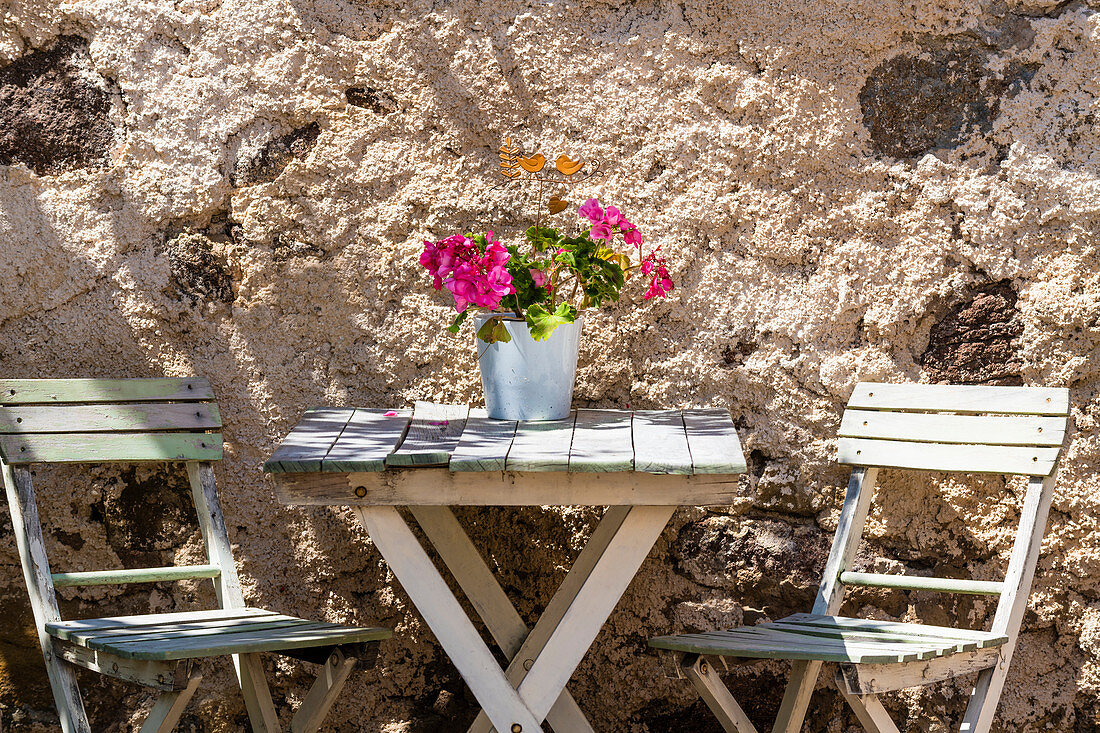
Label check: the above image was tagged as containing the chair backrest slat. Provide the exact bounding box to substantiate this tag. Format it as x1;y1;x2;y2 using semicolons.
1;433;223;464
838;382;1069;477
0;377;214;404
845;382;1068;415
839;410;1065;447
0;378;222;465
0;403;222;433
838;438;1060;476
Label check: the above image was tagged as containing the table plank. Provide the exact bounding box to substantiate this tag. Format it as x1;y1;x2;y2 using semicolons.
323;408;411;472
683;408;747;474
633;411;692;475
274;469;743;505
568;410;634;472
385;402;470;467
450;409;518;472
505;413;577;472
264;407;355;473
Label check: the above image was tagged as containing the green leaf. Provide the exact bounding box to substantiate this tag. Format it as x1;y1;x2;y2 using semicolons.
476;316;513;344
447;311;470;334
525;303;578;341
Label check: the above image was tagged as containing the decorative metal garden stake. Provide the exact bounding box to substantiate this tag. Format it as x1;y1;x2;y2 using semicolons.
494;137;605;230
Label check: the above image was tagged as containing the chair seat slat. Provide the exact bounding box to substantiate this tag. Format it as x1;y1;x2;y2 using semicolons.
846;382;1069;416
649;613;1008;664
65;615;305;645
46;609;391;661
839;410;1065;447
0;378;214;404
98;622;389;660
837;437;1059;476
1;433;222;464
85;619;316;651
765;623;979;653
779;614;1008;645
45;608;278;640
650;630;936;664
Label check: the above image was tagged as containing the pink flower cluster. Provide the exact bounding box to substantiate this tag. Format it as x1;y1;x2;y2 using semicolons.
420;232;516;312
578;198;643;247
641;249;674;300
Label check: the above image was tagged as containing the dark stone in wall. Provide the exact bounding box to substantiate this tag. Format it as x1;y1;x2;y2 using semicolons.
102;466;200;568
346;86;397;114
921;280;1023;385
860;37;1017;159
272;234;323;262
164;231;234;304
233;122;320;186
673;516;830;618
0;595;53;709
0;35;117;175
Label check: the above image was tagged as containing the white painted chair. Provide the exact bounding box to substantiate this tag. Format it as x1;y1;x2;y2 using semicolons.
650;382;1070;733
0;378;391;733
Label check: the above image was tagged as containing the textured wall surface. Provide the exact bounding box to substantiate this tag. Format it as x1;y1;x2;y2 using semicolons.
1;0;1099;730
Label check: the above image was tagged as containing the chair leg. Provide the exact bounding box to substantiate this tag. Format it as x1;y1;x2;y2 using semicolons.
290;647;358;733
43;656;92;733
771;660;822;733
235;653;280;732
835;672;901;733
140;668;202;733
956;665;1003;733
682;654;760;733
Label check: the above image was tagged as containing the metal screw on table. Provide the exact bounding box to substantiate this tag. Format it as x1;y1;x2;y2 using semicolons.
511;725;522;733
354;486;367;498
699;661;709;675
522;658;533;670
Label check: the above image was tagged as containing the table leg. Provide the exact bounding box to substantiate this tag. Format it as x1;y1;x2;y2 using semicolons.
410;506;594;733
456;505;670;732
516;505;676;721
352;506;543;733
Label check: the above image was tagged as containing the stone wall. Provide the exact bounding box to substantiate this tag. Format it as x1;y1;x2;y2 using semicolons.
1;0;1099;730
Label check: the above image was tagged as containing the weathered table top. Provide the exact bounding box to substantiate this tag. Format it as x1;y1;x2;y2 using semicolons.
265;403;746;506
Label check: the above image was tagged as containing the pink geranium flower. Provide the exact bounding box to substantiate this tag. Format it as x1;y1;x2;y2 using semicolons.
578;198;604;224
604;206;627;228
641;250;674;300
623;227;643;247
530;268;551;291
421;232;516;312
590;221;613;242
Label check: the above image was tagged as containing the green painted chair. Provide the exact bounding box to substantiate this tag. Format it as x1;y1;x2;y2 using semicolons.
650;382;1070;733
0;378;391;733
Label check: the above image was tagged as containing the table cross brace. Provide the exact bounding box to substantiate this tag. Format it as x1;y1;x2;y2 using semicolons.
354;504;674;732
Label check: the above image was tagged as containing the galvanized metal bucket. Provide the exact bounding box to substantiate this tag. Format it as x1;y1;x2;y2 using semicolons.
473;313;583;421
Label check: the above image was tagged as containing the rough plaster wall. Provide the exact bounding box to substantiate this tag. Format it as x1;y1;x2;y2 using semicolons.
0;0;1098;730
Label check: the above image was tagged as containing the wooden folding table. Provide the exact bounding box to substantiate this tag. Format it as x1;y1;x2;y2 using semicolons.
264;404;746;733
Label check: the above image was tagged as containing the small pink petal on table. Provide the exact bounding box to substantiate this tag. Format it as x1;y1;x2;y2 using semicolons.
384;411;397;417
